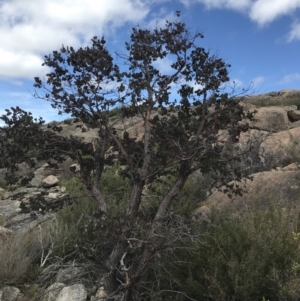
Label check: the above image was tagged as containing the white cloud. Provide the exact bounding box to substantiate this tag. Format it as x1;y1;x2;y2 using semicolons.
147;11;175;30
181;0;251;11
153;57;175;74
182;0;300;28
0;0;150;82
279;73;300;84
0;48;49;81
287;21;300;42
204;0;251;11
250;0;300;26
251;76;265;88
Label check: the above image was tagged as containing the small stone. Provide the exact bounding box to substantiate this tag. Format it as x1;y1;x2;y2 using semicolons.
47;192;60;199
1;286;20;301
69;164;80;173
42;175;59;188
95;286;107;299
56;284;87;301
60;186;66;193
30;177;42;187
41;282;65;301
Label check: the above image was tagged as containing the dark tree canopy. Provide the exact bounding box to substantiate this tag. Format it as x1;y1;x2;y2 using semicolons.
0;13;253;300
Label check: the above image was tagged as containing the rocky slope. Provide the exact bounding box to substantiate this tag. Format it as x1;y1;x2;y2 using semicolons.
1;89;300;301
195;89;300;221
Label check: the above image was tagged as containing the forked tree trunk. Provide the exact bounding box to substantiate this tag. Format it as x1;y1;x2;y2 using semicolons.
123;166;191;299
126;179;145;218
91;185;107;213
103;179;145;296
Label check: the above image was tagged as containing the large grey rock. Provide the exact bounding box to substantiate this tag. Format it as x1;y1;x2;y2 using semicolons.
250;106;290;132
260;127;300;167
1;186;68;232
41;283;65;301
5;213;55;232
55;284;87;301
0;199;21;220
0;286;20;301
237;129;269;151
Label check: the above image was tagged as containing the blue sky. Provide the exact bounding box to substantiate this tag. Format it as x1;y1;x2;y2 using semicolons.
0;0;299;124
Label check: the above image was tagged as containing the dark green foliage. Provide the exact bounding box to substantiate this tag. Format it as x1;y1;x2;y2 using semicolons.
162;208;300;301
51;165;131;260
63;118;73;125
99;165;131;217
0;13;256;299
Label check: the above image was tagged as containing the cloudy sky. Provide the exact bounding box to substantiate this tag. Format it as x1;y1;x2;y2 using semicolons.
0;0;299;123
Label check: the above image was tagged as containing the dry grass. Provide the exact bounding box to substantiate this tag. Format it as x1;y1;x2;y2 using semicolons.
0;222;56;285
245;95;300;108
0;232;41;284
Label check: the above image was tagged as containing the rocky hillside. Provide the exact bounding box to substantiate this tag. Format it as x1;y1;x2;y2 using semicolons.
1;89;300;301
195;89;300;220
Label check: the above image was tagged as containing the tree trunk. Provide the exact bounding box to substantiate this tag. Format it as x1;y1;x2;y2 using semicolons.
103;238;129;294
126;179;144;218
103;185;144;296
91;185;107;213
154;163;190;222
132;163;191;294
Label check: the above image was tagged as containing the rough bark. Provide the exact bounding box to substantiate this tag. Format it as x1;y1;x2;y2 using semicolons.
91;185;107;213
126;179;144;218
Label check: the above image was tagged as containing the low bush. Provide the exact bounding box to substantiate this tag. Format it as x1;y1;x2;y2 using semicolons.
247;96;300;108
158;206;300;301
63;118;73;125
44;164;131;261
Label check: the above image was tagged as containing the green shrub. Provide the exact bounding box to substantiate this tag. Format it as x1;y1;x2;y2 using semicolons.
47;165;131;260
63;118;73;125
247;96;300;108
100;165;131;217
171;172;209;215
143;171;210;219
48;177;97;258
108;107;122;119
162;207;300;301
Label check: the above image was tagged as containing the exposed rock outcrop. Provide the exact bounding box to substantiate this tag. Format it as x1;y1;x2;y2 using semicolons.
259;127;300;167
1;185;69;232
250;106;290;132
288;110;300;122
194;163;300;221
